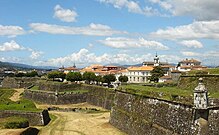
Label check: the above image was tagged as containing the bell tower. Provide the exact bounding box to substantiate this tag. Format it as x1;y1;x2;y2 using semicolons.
154;52;160;66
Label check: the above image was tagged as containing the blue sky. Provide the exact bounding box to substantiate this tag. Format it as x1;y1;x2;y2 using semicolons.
0;0;219;67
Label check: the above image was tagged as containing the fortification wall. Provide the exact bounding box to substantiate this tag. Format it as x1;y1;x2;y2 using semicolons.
0;110;50;126
23;90;87;105
110;91;196;135
85;85;115;110
110;91;219;135
2;77;41;88
38;82;82;92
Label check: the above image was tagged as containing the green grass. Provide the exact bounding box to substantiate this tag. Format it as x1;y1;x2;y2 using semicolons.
0;88;40;112
49;114;57;121
188;68;219;75
0;116;28;129
30;85;39;90
207;68;219;74
119;84;193;104
58;89;89;94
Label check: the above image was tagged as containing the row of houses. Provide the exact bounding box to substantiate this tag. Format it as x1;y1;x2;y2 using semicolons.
58;54;207;83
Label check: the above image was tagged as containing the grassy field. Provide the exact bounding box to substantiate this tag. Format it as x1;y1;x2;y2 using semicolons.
188;68;219;75
0;116;28;129
0;88;40;112
119;84;193;104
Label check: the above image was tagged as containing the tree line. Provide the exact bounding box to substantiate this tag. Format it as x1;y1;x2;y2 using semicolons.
47;71;128;85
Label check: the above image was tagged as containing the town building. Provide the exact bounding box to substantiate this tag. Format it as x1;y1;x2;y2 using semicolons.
59;63;79;74
177;58;207;72
126;66;153;83
80;64;124;76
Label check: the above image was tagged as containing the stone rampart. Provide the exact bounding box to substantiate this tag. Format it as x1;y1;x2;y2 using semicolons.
2;77;41;88
0;110;50;126
23;90;87;105
85;85;115;110
110;91;195;135
110;91;219;135
38;81;82;92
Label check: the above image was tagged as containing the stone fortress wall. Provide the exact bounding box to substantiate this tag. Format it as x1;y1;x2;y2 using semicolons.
2;76;219;134
0;110;50;126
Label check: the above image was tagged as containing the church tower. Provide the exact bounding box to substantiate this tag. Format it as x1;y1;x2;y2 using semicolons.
154;52;160;66
194;78;208;109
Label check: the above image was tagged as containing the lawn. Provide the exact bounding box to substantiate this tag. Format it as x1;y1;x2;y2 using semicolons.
0;116;28;129
119;84;193;104
0;88;40;112
188;68;219;75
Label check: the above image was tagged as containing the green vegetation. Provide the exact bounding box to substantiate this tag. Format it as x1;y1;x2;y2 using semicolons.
188;68;219;75
30;85;39;90
206;68;219;74
103;74;116;85
66;72;82;82
119;75;128;82
148;66;164;82
47;71;66;81
83;72;96;83
0;88;40;112
15;71;39;77
58;89;89;94
119;84;193;104
0;116;28;129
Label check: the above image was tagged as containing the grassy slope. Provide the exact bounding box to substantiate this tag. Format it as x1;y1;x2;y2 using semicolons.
0;116;28;129
119;84;193;104
0;88;40;112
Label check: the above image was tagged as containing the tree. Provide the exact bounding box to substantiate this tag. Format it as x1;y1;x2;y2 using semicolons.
149;66;164;82
103;74;116;85
95;75;103;85
26;71;38;77
47;71;60;81
58;72;66;82
119;75;128;82
66;72;82;82
83;72;96;84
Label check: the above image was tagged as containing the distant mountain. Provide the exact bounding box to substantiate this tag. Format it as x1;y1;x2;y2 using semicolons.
0;61;57;70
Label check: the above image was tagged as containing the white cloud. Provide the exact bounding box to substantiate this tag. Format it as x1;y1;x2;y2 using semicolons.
149;0;219;21
0;40;43;59
35;48;155;67
98;0;160;16
0;40;25;51
30;23;127;36
181;51;201;56
150;20;219;40
30;51;44;59
0;25;25;37
99;37;169;50
54;5;78;22
35;48;188;67
179;40;203;48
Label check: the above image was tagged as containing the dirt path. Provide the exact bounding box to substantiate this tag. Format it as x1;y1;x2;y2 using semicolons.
38;111;126;135
9;88;24;102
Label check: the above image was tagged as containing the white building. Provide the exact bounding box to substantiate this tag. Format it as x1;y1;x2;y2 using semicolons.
127;66;153;83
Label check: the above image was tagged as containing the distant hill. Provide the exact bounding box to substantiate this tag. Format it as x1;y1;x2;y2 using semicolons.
0;61;57;70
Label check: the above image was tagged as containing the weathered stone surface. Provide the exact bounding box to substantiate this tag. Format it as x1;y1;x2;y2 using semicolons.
0;110;50;126
38;82;82;92
2;77;40;88
110;92;195;135
24;90;87;105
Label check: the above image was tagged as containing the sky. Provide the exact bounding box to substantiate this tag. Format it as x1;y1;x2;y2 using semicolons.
0;0;219;68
